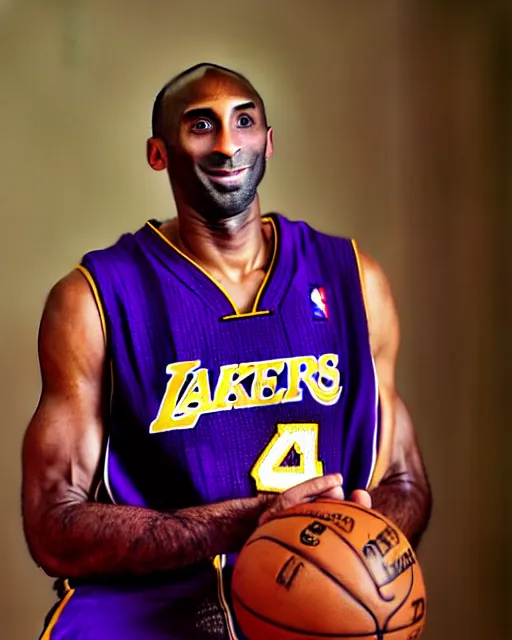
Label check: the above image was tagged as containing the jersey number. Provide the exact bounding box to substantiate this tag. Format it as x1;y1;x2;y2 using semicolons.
250;423;324;492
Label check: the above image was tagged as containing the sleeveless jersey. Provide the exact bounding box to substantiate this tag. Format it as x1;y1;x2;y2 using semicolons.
41;213;382;640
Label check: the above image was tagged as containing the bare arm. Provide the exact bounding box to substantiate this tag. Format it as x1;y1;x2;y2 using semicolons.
21;270;273;579
22;271;344;579
370;396;432;548
360;252;432;548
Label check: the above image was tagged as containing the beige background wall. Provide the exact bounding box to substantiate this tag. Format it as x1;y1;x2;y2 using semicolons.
1;1;509;638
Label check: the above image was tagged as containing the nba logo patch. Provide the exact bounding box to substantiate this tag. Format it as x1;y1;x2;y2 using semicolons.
310;286;329;320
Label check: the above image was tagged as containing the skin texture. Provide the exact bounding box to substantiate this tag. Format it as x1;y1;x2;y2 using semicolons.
22;66;431;581
358;251;432;545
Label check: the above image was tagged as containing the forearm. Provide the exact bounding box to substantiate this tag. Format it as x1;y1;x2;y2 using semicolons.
370;472;432;549
32;496;271;579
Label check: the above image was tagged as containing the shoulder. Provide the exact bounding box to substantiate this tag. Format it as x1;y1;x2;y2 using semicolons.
357;249;395;307
355;247;400;358
41;270;106;355
43;227;142;328
45;269;98;319
35;270;107;395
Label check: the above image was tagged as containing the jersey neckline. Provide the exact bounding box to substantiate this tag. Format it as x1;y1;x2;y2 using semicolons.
140;213;294;319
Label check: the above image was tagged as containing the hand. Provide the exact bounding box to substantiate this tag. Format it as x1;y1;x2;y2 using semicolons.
258;476;373;527
349;488;372;509
259;474;344;526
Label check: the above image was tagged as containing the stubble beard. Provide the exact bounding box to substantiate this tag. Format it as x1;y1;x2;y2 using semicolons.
191;151;267;223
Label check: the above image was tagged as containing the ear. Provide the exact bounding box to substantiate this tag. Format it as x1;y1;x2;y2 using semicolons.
147;138;168;171
265;126;274;159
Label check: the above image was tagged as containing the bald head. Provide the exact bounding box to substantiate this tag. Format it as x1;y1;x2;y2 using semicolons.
151;63;267;140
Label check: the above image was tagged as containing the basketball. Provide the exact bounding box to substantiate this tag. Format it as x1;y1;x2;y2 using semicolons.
232;499;427;640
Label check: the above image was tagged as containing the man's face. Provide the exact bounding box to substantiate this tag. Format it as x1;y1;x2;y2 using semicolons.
161;71;272;221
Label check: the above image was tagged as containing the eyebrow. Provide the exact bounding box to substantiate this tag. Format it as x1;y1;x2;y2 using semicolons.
182;101;257;120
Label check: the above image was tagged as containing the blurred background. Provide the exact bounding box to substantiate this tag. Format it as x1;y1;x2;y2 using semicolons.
1;1;509;638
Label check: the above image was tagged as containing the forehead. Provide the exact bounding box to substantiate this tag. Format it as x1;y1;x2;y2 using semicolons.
164;70;261;121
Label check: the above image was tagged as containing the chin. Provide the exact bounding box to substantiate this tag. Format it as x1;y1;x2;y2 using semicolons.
199;191;257;222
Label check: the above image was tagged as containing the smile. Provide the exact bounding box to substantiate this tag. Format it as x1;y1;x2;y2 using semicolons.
203;167;249;184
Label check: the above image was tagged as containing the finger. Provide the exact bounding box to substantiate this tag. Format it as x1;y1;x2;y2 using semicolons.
350;489;372;509
280;473;343;509
316;485;345;501
258;510;273;527
258;474;343;526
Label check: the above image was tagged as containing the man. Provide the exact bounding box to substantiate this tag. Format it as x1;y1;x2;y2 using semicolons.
22;63;431;640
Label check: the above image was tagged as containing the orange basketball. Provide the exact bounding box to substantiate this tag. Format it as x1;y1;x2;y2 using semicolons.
232;499;427;640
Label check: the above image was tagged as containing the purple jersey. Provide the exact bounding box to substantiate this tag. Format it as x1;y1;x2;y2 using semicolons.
41;214;382;640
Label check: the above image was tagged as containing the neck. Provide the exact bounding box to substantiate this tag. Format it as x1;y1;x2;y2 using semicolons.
165;196;272;282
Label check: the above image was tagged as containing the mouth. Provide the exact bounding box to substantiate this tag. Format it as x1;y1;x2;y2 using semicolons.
202;167;249;184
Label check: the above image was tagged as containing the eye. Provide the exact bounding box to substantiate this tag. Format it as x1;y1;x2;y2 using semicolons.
192;119;213;133
238;114;254;128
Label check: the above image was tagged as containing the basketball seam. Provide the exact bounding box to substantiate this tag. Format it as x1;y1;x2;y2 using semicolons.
233;590;378;638
382;564;418;633
237;535;380;636
233;593;382;638
234;583;424;639
258;509;413;605
247;515;388;604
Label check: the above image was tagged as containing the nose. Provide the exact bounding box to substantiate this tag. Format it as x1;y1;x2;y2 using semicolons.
212;126;240;158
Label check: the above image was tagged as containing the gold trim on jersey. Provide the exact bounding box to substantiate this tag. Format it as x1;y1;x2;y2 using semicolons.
213;555;239;640
75;264;107;343
221;310;271;321
146;216;278;318
349;242;393;490
350;239;369;322
367;387;395;491
40;587;75;640
251;216;277;312
75;265;116;503
364;357;383;491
